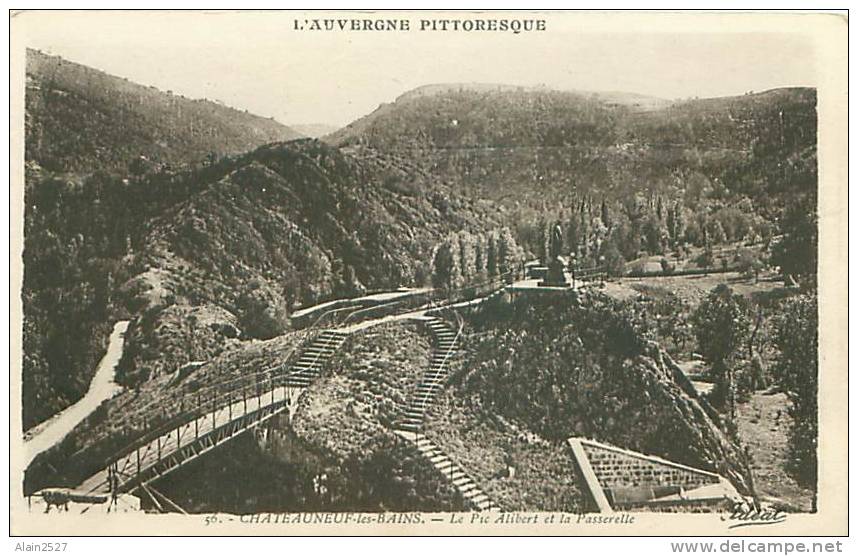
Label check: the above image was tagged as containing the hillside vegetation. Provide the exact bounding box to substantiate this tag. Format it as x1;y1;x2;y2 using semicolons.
26;49;300;174
116;140;498;386
329;85;816;233
441;291;753;494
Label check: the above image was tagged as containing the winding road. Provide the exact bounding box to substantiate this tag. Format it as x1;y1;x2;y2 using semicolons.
24;321;130;468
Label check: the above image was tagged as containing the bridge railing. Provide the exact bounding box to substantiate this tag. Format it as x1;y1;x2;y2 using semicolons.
93;299;372;484
571;265;607;282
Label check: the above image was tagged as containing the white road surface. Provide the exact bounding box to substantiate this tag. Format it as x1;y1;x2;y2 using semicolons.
24;321;130;468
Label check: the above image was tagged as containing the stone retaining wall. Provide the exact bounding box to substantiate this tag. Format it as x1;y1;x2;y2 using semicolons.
581;440;720;490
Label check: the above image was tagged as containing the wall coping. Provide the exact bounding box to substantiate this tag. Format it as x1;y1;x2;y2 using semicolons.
566;438;614;513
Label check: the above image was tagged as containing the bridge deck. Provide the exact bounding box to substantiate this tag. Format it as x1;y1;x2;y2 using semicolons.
78;384;304;495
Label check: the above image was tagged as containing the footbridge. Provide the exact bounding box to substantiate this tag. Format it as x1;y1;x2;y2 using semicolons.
70;277;511;506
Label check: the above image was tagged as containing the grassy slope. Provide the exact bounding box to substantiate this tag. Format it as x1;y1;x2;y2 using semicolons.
290;321;466;511
425;390;585;512
602;272;787;308
735;391;815;512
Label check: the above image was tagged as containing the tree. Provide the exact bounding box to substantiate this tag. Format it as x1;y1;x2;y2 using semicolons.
565;213;580;258
578;210;591;261
667;203;685;249
599;237;626;277
340;264;366;298
236;279;289;339
735;248;764;281
697;244;715;270
486;232;498;278
537;218;551;265
771;294;818;490
496;227;522;278
600;199;611;229
642;215;667;255
457;231;477;282
473;235;487;280
691;285;752;417
771;196;817;286
431;239;462;290
706;219;727;245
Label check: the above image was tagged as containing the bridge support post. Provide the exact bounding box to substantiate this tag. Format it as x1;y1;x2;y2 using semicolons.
108;463;118;510
136;447;141;476
157;435;161;461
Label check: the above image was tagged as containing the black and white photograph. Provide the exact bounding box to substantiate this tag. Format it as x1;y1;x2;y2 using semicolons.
7;9;848;537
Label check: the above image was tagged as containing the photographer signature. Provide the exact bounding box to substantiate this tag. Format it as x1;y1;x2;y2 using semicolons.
721;500;787;529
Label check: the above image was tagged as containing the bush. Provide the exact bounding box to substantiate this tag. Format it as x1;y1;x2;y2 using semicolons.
236;279;289;339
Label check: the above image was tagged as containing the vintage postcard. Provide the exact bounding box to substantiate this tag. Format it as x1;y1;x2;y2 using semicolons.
8;10;848;536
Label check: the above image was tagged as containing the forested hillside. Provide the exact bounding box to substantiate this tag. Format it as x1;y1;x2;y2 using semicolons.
328;84;816;274
22;136;497;427
117;140;498;385
328;85;815;212
25;49;300;174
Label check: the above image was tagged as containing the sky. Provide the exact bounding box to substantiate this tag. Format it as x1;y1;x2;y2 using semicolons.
13;10;821;128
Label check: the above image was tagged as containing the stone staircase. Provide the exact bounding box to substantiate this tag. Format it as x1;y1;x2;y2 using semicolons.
284;330;350;387
398;317;459;432
395;431;501;512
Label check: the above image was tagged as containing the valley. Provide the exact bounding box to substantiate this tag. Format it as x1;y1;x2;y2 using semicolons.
20;50;819;517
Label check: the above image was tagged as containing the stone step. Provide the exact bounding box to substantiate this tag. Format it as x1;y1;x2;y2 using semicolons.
436;461;455;473
301;346;336;354
470;493;489;505
460;483;479;495
452;474;472;485
412;391;440;401
417;445;439;457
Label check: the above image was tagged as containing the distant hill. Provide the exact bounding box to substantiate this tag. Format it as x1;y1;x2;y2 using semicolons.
392;83;671;111
292;123;340;138
327;84;816;213
25;49;301;174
